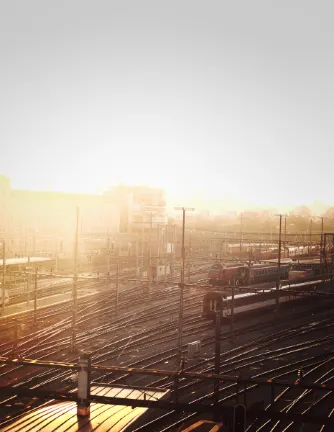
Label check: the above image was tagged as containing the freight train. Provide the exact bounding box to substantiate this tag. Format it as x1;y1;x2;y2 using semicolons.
208;263;290;286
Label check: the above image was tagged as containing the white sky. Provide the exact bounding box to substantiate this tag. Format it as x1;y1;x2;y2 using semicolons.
0;1;333;211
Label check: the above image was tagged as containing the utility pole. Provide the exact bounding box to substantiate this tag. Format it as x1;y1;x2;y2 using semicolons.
230;280;235;341
34;265;38;325
26;255;30;304
2;241;5;316
135;236;139;286
157;224;160;262
239;213;243;257
107;237;111;291
321;217;325;242
214;309;221;414
320;217;324;254
174;206;195;365
147;212;153;299
172;224;176;281
283;216;287;258
115;261;119;314
141;223;144;282
275;214;284;315
318;217;326;280
309;219;313;257
71;207;79;352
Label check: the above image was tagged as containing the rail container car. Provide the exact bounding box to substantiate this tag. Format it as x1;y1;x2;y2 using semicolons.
202;283;317;322
208;263;290;286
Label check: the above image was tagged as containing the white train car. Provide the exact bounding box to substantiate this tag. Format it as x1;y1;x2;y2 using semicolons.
203;281;320;321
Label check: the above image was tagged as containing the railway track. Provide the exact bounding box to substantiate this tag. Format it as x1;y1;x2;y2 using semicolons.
1;263;331;431
129;301;334;431
0;264;210;373
3;297;333;431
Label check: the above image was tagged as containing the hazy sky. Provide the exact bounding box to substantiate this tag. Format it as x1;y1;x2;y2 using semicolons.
1;1;333;211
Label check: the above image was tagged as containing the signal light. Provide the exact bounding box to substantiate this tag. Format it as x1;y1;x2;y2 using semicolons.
233;404;246;432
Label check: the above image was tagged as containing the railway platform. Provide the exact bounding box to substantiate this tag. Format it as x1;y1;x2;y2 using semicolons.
0;289;99;320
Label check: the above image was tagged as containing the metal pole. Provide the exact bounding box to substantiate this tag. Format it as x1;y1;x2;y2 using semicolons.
26;255;30;304
189;231;192;261
239;214;243;257
284;216;287;258
230;282;235;340
309;219;313;256
107;237;111;291
147;213;153;299
2;241;5;316
141;223;144;280
320;218;324;280
165;254;168;283
115;261;119;314
214;310;221;410
149;213;152;276
12;318;19;357
276;214;282;314
157;224;160;262
172;224;176;281
320;218;324;254
34;265;37;325
135;238;139;286
178;208;186;362
71;207;79;352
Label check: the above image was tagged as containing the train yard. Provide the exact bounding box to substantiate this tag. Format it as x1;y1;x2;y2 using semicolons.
0;232;334;431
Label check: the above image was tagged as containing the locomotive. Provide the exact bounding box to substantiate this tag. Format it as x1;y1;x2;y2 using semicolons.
208;262;290;286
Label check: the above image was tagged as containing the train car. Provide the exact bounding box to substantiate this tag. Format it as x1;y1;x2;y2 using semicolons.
252;248;288;261
293;260;334;275
208;263;290;286
203;291;228;317
292;261;319;274
203;290;275;320
248;264;290;284
203;282;317;322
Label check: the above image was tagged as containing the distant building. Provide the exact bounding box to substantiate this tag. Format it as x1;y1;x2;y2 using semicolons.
107;184;167;233
0;176;167;259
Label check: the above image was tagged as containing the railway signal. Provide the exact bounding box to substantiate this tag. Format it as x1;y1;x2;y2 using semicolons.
233;404;246;431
